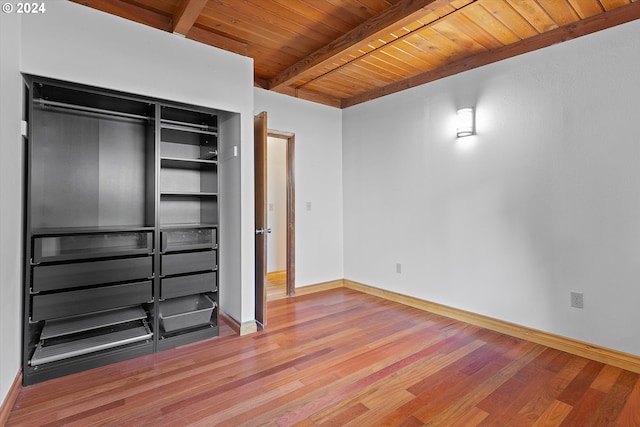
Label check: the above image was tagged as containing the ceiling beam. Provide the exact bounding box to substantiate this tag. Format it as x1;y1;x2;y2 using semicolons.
254;78;270;89
268;0;452;91
172;0;208;36
299;1;474;91
341;2;640;108
273;87;342;108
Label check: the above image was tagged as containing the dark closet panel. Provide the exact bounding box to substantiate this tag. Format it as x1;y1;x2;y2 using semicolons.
30;109;99;229
30;109;152;228
32;257;153;292
32;281;153;321
159;196;218;226
97;119;148;226
23;76;225;385
161;251;216;276
161;272;217;299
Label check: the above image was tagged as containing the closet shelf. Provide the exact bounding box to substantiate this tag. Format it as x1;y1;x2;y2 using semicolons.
31;323;152;366
32;226;155;236
160;223;218;230
40;306;148;340
160;191;218;197
161;157;217;170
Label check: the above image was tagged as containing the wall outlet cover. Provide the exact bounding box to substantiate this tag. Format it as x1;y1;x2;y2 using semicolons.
570;292;584;309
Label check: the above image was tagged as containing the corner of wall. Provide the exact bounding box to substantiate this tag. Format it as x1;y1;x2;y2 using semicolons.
0;6;24;412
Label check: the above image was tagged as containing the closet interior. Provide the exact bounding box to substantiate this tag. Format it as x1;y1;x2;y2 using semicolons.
22;76;234;385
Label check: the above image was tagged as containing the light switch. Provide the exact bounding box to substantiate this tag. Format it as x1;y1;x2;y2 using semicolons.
306;202;312;211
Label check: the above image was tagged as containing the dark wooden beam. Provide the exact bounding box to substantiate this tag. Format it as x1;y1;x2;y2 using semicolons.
71;0;172;31
298;0;474;92
254;77;270;89
268;0;452;91
273;86;342;108
172;0;208;36
341;2;640;108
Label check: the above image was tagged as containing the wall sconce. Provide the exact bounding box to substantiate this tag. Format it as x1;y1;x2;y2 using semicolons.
456;107;475;137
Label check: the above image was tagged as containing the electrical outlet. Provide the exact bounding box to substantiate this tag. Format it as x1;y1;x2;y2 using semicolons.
396;263;402;274
570;292;584;309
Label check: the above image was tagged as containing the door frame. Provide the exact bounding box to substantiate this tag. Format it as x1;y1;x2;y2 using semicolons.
267;129;296;297
255;112;268;327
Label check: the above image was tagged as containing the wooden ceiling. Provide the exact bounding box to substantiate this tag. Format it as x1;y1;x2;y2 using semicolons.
72;0;640;108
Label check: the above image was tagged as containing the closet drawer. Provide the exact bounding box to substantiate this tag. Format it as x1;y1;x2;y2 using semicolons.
33;257;153;292
33;231;153;263
32;280;152;321
161;251;216;276
161;271;217;300
161;228;216;253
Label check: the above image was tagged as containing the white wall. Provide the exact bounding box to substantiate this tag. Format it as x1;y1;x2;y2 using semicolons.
254;89;343;287
267;136;287;272
343;19;640;356
0;6;23;408
18;3;255;324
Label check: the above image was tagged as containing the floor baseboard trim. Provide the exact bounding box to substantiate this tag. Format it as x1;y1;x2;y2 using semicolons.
240;320;259;335
0;370;22;426
294;279;344;296
338;279;640;374
220;311;258;336
220;311;241;335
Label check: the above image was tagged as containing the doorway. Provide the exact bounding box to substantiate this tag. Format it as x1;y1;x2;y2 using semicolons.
255;111;295;327
266;130;295;301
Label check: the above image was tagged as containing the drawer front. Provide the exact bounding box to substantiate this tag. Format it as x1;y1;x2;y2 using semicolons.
161;251;216;276
161;271;217;300
161;228;217;253
33;257;153;292
32;281;152;321
33;231;153;263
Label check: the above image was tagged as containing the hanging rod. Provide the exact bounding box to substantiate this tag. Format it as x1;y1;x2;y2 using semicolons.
34;98;153;122
160;122;218;136
161;118;212;130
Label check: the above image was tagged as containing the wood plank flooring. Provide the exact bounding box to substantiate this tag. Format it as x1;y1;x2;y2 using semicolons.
7;288;640;426
267;271;287;301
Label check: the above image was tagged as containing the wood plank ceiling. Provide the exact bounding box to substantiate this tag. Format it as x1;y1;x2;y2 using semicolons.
72;0;640;108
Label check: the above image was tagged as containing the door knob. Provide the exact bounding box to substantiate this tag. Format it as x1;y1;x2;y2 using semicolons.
256;228;272;235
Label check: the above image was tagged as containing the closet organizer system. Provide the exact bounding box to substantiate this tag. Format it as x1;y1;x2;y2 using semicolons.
22;75;233;385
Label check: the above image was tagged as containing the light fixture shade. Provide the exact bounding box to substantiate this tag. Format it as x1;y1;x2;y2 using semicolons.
456;107;475;137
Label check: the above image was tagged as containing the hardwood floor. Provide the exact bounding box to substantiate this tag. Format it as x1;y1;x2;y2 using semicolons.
7;288;640;426
267;271;287;301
